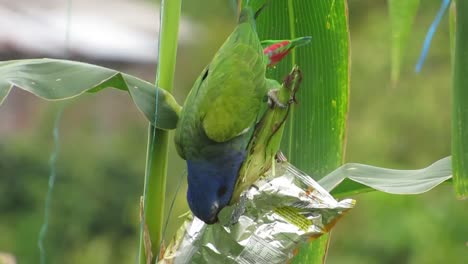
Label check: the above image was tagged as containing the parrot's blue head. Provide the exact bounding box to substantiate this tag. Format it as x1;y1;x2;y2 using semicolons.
186;150;245;224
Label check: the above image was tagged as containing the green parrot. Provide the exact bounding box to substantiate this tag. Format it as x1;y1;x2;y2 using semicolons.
174;6;308;224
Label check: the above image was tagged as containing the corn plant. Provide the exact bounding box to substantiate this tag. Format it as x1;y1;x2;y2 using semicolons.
0;0;464;263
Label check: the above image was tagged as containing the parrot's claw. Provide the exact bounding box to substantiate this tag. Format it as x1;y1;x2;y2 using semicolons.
267;89;287;109
267;66;302;109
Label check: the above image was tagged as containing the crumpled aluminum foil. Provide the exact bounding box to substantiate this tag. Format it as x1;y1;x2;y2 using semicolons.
159;162;355;264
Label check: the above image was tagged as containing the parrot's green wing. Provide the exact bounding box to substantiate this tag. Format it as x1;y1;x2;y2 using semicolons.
193;12;268;143
201;43;266;142
175;7;268;159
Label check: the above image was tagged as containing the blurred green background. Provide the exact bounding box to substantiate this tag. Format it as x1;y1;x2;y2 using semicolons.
0;0;466;263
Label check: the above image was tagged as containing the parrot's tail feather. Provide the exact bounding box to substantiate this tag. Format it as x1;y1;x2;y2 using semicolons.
239;7;254;24
239;0;268;24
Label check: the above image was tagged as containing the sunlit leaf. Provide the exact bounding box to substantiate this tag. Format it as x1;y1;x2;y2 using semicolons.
0;59;181;130
318;156;452;198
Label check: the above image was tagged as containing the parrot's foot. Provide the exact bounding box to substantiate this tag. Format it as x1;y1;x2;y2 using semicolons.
267;66;303;109
267;89;287;108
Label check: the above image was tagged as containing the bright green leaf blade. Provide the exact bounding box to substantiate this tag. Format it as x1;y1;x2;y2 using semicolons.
388;0;420;83
452;0;468;199
253;0;350;180
0;58;181;130
252;0;350;262
318;156;452;198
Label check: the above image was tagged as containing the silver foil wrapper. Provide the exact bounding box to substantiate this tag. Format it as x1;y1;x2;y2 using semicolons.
159;162;355;264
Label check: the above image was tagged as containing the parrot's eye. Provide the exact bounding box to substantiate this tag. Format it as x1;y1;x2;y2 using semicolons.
217;185;227;197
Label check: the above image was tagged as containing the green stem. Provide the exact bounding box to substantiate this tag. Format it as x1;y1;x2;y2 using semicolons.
139;1;182;263
452;0;468;199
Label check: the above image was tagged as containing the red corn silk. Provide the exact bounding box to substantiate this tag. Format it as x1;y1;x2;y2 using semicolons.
263;40;291;67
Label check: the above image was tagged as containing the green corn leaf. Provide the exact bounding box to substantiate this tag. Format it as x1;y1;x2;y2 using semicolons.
388;0;420;83
0;58;181;130
452;0;468;199
251;0;350;262
318;156;452;198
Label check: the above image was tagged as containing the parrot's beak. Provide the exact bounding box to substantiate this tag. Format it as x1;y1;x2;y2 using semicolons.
205;203;220;224
204;215;219;225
